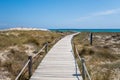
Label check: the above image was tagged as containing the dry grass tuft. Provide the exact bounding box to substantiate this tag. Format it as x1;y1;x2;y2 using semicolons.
73;32;120;80
0;30;65;80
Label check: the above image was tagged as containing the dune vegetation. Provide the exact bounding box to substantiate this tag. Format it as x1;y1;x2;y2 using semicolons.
0;30;68;80
73;32;120;80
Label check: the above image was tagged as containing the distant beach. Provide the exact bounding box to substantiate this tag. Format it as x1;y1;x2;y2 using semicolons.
0;27;48;31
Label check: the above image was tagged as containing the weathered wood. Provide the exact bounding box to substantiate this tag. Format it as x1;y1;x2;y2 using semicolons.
83;61;91;80
30;33;82;80
15;39;57;80
15;60;30;80
76;48;91;80
32;45;46;58
45;42;48;53
90;33;93;45
28;56;32;78
81;58;86;80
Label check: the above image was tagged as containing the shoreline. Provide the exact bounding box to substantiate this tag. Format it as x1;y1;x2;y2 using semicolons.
0;27;49;31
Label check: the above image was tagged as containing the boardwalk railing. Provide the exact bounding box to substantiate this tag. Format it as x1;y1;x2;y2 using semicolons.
71;33;91;80
74;44;91;80
71;36;91;80
15;44;47;80
15;37;63;80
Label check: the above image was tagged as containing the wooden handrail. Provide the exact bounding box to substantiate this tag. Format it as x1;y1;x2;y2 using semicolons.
75;47;82;61
15;44;47;80
71;33;91;80
82;60;91;80
75;47;91;80
32;44;47;58
15;60;30;80
15;37;62;80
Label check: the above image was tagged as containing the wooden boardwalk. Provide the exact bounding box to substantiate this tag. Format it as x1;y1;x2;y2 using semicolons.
30;34;83;80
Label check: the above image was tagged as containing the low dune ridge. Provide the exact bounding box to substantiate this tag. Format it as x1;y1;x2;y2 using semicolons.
0;27;49;31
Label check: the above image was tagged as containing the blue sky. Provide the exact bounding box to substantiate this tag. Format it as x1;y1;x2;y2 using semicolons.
0;0;120;29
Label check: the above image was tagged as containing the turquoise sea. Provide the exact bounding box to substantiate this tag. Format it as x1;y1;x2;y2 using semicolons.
50;29;120;32
0;27;120;32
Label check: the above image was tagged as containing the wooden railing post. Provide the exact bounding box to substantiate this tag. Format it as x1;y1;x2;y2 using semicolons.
90;33;93;45
28;56;32;78
45;42;48;53
81;58;86;80
73;43;75;54
73;43;77;58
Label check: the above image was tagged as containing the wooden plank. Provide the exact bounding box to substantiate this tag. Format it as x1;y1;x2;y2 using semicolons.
30;33;82;80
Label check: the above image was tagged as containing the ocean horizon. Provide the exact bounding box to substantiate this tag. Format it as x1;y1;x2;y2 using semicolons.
0;27;120;32
50;29;120;32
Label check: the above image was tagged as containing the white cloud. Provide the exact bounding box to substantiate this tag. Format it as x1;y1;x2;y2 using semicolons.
76;8;120;21
92;8;120;16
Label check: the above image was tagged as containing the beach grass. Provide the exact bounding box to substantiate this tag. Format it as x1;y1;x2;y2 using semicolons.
0;30;67;80
73;32;120;80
